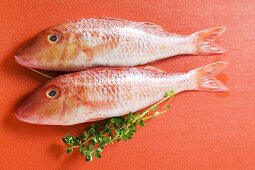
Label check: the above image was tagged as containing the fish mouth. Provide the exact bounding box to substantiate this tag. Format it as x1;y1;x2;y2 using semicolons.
15;111;39;124
14;55;59;71
15;99;40;124
14;55;35;68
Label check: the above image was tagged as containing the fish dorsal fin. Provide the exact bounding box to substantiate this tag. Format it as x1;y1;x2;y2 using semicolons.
143;66;166;73
86;66;165;73
94;17;128;22
92;17;172;37
85;67;131;74
136;22;172;36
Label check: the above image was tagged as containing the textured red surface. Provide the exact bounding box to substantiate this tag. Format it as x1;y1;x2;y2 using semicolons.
0;0;255;169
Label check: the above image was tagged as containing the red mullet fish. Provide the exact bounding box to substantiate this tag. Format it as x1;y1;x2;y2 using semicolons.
16;61;228;125
15;18;226;71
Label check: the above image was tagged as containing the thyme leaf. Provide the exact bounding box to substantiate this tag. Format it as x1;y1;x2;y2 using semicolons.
62;90;174;161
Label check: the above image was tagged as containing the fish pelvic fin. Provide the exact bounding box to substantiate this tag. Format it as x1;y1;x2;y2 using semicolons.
188;61;229;92
192;27;226;55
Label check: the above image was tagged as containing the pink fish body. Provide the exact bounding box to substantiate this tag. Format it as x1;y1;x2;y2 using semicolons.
15;18;226;71
16;61;228;125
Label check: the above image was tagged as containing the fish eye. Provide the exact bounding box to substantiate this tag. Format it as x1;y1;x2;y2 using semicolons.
47;33;60;44
49;90;56;96
46;87;60;99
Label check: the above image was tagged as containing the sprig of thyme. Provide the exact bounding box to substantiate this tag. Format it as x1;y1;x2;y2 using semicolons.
63;90;174;161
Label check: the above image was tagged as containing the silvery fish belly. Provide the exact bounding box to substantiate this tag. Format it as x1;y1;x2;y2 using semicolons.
15;18;226;71
16;62;228;125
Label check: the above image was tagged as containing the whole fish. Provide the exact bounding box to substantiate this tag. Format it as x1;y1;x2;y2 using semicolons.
15;18;226;71
16;61;228;125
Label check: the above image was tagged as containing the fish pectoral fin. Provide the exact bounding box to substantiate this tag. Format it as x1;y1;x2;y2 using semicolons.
83;48;94;61
83;38;119;59
143;66;166;73
83;101;114;110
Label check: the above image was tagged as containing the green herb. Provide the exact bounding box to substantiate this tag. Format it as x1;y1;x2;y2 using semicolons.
62;90;174;161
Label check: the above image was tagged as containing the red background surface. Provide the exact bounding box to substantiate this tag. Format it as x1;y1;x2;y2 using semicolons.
0;0;255;169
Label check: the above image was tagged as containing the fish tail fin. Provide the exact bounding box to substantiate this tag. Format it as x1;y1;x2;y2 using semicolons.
191;27;226;55
188;61;229;92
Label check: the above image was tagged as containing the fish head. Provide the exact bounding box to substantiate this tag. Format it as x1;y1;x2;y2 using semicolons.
15;77;81;125
15;22;81;71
